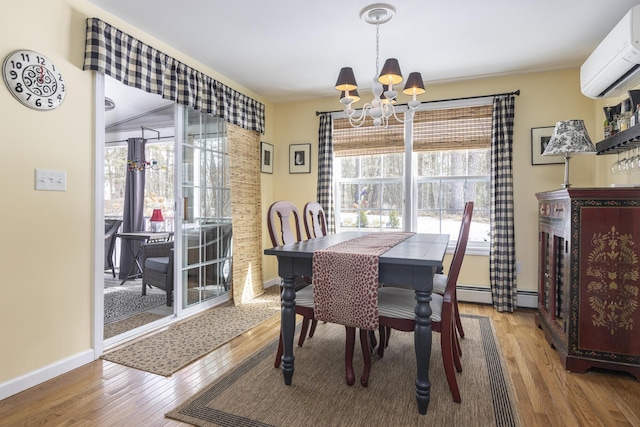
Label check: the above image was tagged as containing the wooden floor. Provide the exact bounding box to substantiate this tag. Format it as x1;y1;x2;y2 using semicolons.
2;303;640;426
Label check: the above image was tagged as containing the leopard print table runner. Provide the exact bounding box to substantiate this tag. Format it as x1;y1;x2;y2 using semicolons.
312;232;415;330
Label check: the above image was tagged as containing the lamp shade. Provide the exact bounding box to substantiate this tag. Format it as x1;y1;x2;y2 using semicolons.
542;120;596;156
150;208;164;222
335;67;358;91
402;72;426;95
378;58;403;85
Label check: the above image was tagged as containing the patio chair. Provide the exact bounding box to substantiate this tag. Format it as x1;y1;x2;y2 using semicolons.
140;240;174;306
104;219;122;277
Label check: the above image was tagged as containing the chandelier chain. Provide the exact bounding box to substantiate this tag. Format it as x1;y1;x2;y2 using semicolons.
375;19;380;77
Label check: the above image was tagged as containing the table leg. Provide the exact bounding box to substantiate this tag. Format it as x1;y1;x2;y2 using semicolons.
119;240;144;286
414;288;433;415
280;276;296;385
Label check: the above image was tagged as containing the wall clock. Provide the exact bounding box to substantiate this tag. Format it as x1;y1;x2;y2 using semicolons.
2;49;66;110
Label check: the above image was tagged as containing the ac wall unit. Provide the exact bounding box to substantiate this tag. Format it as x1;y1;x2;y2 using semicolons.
581;5;640;99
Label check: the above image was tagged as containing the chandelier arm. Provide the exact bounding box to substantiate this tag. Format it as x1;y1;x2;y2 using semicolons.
348;115;369;128
346;104;372;127
389;107;408;124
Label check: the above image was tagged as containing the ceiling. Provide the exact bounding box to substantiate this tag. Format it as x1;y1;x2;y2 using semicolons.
94;0;640;125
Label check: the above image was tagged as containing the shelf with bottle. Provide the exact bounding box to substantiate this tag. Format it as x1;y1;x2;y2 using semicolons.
596;121;640;155
597;92;640;155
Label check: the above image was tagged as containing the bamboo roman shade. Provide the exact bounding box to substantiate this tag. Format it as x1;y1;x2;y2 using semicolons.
333;104;492;156
412;105;493;152
333;117;404;157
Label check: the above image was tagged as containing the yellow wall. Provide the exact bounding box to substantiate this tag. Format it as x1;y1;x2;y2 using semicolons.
269;69;598;292
0;0;273;387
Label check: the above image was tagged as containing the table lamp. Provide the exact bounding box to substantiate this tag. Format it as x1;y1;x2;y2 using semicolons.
150;208;164;232
542;120;596;188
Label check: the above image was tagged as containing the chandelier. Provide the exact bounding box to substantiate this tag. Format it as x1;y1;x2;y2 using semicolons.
127;158;161;172
335;4;425;128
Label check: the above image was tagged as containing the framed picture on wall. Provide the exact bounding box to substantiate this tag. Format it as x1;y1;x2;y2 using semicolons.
289;143;311;174
531;126;563;165
261;142;274;174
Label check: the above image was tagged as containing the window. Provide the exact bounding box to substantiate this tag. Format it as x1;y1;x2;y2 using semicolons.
104;141;175;229
415;149;490;249
333;100;492;253
335;154;404;231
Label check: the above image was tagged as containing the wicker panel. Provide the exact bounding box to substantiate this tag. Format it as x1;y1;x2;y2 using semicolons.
228;123;264;303
333;117;404;157
413;105;493;151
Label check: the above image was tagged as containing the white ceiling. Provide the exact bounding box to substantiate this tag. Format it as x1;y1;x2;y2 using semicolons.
93;0;640;121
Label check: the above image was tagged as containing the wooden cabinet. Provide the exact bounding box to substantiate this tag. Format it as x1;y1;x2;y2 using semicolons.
536;188;640;380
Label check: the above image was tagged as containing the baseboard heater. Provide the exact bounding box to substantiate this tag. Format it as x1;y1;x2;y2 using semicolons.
457;285;537;309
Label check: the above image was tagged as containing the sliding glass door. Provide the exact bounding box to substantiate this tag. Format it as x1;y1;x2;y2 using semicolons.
179;107;232;309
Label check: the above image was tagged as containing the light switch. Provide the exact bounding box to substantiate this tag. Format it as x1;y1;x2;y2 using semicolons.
35;169;66;191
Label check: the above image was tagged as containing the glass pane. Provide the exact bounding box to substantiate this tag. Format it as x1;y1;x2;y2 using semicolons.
361;156;381;178
417;211;441;234
441;150;467;176
416;151;440;177
339;183;358;209
181;107;231;308
383;153;403;177
439;181;467;209
339;157;358;178
104;146;127;217
469;210;490;242
381;182;403;229
468;148;491;175
382;182;403;210
417;181;441;210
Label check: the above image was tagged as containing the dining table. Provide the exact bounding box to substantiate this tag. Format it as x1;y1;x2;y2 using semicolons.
264;231;449;415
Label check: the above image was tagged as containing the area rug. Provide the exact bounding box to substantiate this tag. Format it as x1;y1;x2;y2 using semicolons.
101;286;281;376
104;287;167;324
166;315;521;427
104;312;167;339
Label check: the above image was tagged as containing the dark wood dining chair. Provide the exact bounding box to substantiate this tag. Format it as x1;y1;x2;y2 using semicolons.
267;201;318;368
303;201;328;239
432;201;474;340
369;201;473;402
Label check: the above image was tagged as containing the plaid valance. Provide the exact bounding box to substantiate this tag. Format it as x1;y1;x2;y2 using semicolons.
83;18;265;134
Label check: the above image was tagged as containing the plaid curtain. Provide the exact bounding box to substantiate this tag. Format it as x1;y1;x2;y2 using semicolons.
119;138;146;279
83;18;265;134
317;114;335;233
489;95;518;312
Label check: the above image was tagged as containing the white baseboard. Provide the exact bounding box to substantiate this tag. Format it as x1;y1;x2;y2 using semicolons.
0;350;95;401
264;278;280;288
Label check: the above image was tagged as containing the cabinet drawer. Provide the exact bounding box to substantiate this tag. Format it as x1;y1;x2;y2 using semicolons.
539;201;569;220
